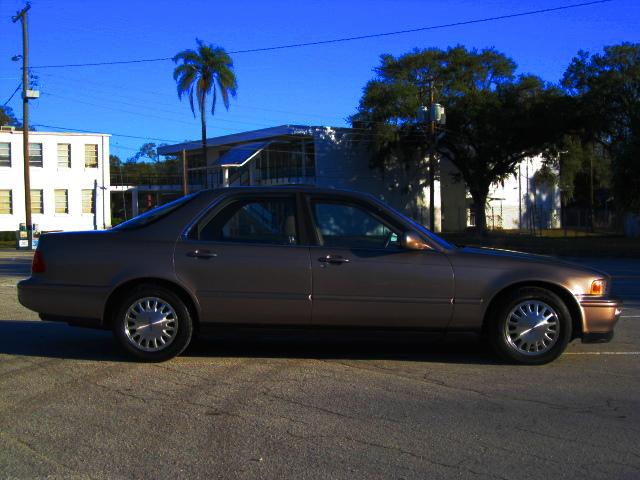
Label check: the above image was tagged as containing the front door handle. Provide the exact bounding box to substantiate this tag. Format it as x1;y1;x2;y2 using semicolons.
186;249;218;259
318;255;350;265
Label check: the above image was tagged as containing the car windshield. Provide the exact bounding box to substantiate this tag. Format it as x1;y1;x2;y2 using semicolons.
112;192;199;231
370;197;455;250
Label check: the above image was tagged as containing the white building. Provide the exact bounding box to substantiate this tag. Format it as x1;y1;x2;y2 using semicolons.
0;127;110;233
158;125;559;232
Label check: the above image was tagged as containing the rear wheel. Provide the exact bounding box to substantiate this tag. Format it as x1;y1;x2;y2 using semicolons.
488;287;572;365
112;285;193;362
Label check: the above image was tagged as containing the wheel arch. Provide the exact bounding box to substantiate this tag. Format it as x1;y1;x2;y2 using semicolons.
102;277;200;330
481;281;583;339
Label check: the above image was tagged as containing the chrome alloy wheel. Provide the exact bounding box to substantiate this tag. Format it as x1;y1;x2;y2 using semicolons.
123;297;178;352
504;300;559;356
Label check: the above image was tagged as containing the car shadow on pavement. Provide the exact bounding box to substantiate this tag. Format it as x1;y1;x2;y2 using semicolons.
0;320;501;365
0;320;130;362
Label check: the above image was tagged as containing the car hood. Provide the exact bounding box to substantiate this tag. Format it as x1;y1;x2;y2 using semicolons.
456;246;609;277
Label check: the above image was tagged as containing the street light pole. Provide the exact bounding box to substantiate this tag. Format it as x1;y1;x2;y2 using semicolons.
12;3;32;249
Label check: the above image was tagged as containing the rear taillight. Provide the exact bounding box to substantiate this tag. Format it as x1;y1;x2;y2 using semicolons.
32;250;46;273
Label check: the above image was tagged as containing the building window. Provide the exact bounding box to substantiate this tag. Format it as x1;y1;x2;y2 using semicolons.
255;139;315;182
467;208;476;227
0;142;10;167
84;144;98;168
31;189;43;214
55;189;68;214
57;143;71;168
82;189;95;214
29;143;43;167
0;190;12;214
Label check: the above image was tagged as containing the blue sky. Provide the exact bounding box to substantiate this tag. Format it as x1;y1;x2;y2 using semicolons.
1;0;638;160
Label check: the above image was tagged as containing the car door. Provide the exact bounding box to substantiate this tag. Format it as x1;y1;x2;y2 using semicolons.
174;193;312;325
307;196;454;328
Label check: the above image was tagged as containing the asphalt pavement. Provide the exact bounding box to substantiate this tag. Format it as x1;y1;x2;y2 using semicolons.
0;250;638;479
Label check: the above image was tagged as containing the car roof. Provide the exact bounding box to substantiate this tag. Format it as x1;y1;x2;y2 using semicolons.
198;185;374;199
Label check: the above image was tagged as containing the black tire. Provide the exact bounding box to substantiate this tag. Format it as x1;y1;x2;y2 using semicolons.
112;284;193;362
488;287;572;365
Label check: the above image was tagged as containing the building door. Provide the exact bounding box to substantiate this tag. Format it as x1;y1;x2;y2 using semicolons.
174;194;311;325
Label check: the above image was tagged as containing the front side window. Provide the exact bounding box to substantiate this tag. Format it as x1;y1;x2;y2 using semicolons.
84;144;98;168
57;143;71;168
29;143;43;167
55;189;68;214
197;197;297;245
0;142;10;167
312;201;401;250
31;189;43;214
0;190;12;214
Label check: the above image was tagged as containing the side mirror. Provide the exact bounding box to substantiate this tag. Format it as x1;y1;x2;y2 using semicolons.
401;231;432;251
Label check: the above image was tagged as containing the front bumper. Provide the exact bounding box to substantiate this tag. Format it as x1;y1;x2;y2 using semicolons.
578;296;622;343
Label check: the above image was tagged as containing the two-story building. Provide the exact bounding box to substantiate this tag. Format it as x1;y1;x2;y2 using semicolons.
0;127;111;233
158;124;560;232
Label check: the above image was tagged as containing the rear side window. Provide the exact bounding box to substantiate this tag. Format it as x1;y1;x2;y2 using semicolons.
312;201;401;250
196;197;298;245
113;193;198;230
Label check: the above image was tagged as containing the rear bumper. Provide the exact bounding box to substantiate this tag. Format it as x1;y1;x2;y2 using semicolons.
18;277;108;327
578;296;622;343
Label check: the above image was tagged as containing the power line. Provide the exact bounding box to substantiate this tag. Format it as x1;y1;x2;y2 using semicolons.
36;80;475;139
39;71;354;123
38;91;424;140
3;83;21;106
33;123;182;143
29;0;613;69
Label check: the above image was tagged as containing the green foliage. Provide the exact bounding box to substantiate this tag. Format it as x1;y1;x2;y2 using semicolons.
130;142;159;163
110;145;181;179
173;39;238;188
173;39;238;116
613;135;640;211
562;43;640;212
352;46;565;232
0;106;21;128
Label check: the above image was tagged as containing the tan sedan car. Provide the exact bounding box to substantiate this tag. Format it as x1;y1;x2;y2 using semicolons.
18;186;622;364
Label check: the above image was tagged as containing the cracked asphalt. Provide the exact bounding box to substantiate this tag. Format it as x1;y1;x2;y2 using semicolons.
0;250;638;479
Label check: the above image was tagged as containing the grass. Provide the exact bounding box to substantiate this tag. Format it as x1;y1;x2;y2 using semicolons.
441;230;640;257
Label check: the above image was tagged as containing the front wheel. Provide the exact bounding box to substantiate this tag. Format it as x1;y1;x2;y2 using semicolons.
488;287;572;365
112;285;193;362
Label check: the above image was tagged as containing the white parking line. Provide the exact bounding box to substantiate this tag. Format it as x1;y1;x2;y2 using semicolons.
565;352;640;355
621;315;640;318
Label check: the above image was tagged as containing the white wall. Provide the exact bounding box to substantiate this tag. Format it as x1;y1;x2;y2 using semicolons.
0;130;111;233
485;156;560;230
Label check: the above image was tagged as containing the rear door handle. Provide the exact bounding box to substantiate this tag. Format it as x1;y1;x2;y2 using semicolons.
186;249;218;259
318;255;350;265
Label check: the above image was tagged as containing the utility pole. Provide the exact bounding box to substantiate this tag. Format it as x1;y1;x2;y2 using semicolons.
181;149;189;196
418;78;444;231
428;84;436;232
12;3;32;249
589;146;595;232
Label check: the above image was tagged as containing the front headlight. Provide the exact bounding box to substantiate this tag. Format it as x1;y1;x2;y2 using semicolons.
589;279;606;295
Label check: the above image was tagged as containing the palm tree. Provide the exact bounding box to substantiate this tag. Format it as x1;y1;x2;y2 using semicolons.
173;39;237;187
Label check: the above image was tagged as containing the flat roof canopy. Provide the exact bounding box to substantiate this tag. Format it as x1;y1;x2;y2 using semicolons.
156;124;348;155
214;141;271;168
